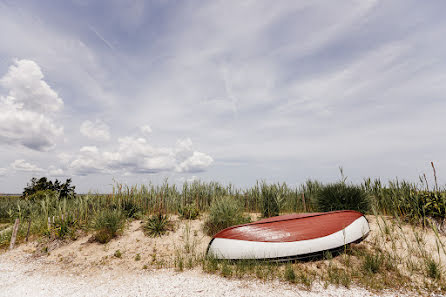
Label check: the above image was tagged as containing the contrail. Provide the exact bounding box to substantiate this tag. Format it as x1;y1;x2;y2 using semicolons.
88;25;116;51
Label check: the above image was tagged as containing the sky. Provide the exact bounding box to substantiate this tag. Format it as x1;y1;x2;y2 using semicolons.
1;0;446;193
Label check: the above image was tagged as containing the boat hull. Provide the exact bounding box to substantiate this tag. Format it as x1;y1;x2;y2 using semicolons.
207;211;370;260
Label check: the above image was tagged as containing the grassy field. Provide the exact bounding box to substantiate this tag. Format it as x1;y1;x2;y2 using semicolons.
1;175;446;295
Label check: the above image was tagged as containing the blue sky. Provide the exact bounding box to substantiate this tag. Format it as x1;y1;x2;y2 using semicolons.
1;0;446;193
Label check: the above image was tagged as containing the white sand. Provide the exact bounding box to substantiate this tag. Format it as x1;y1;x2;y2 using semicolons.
0;256;407;297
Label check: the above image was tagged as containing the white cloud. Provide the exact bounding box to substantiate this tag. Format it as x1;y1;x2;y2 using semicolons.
69;145;105;175
173;138;214;172
11;159;44;172
68;135;213;176
0;168;6;176
187;175;199;183
80;120;110;141
0;59;63;113
48;166;65;177
140;124;152;134
57;153;73;165
177;175;199;184
80;146;99;154
0;59;64;151
176;152;214;173
101;136;175;174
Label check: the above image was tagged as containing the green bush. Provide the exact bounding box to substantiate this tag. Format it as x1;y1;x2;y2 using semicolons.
203;196;251;236
178;203;200;220
317;182;370;214
93;209;125;243
144;213;172;237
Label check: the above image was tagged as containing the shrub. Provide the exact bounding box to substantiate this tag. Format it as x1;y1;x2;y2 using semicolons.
144;213;172;237
317;182;370;214
93;209;125;244
203;196;251;236
178;203;200;220
261;183;280;218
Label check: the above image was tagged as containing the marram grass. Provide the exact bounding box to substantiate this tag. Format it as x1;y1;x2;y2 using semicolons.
1;175;446;248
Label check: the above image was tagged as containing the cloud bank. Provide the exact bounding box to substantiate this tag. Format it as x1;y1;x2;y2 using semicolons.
68;136;213;176
11;159;44;173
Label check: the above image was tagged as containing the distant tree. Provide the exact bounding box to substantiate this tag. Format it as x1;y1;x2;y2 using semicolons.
59;178;75;198
22;177;76;199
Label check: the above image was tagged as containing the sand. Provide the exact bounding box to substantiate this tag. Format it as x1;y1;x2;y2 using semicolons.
1;214;444;296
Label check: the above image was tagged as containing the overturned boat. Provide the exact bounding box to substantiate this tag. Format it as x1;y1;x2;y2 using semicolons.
207;210;370;260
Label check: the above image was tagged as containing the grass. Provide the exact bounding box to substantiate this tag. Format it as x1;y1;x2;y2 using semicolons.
362;252;383;274
425;258;442;279
325;264;351;288
93;209;125;244
221;261;233;277
178;203;200;220
203;196;251;236
203;254;219;273
317;182;370;214
284;264;296;282
2;174;444;241
261;182;281;217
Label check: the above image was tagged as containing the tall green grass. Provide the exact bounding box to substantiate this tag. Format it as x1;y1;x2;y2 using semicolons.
317;182;370;214
1;169;446;248
203;196;251;236
93;209;125;243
